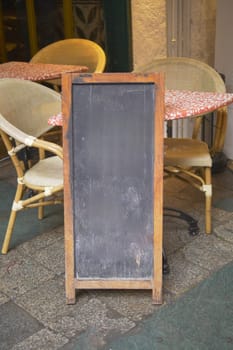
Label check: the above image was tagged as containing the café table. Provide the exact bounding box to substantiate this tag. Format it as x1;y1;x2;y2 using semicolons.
0;61;88;82
48;89;233;125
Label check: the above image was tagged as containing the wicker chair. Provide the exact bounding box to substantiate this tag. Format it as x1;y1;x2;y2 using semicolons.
136;57;227;234
30;38;106;90
0;79;63;254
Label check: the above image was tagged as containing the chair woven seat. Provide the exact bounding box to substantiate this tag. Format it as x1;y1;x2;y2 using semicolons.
165;138;212;167
24;156;63;188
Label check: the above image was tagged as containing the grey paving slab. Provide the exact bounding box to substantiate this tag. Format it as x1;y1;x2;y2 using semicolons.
51;298;135;339
91;290;157;322
91;288;175;324
0;252;55;298
0;291;9;305
16;226;64;256
163;250;210;295
183;234;233;271
214;221;233;243
0;243;21;262
211;206;233;226
0;301;43;350
14;276;135;340
14;276;95;336
31;239;65;275
14;276;76;327
11;329;69;350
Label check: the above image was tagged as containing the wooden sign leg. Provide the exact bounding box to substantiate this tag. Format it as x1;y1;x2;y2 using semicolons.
65;278;76;304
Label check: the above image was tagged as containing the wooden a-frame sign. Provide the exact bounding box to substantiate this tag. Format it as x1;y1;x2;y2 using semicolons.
62;72;164;304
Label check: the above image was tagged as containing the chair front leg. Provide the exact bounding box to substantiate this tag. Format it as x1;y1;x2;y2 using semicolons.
38;197;44;220
205;167;212;234
1;182;24;254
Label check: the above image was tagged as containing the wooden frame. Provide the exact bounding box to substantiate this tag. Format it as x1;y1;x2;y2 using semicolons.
62;72;165;304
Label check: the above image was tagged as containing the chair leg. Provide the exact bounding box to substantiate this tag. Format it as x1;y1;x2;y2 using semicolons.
205;167;212;234
1;210;18;254
38;205;44;220
1;184;24;254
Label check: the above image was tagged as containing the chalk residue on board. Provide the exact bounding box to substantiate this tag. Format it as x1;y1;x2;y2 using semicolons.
129;242;143;267
122;186;140;211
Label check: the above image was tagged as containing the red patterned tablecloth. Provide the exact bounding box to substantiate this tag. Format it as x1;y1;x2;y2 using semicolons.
165;90;233;120
0;61;88;81
48;90;233;126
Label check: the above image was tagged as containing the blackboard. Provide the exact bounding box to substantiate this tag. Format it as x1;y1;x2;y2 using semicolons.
62;73;165;304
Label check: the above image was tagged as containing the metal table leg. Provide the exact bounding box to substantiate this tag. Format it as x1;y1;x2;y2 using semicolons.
164;207;200;236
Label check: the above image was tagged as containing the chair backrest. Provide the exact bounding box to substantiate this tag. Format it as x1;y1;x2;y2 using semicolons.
136;57;227;142
0;78;61;138
30;38;106;73
135;57;225;93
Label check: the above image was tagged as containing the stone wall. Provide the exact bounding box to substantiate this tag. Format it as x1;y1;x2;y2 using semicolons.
131;0;216;68
131;0;167;69
190;0;216;65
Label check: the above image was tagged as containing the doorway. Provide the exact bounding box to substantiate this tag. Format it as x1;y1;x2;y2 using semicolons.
0;0;133;72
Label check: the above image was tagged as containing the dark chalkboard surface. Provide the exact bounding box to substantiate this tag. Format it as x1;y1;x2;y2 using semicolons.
62;73;164;304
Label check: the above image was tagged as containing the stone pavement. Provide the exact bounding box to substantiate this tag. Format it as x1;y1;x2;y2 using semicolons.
0;160;233;349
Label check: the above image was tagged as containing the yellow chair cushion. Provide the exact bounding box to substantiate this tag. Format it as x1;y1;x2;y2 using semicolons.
164;138;212;167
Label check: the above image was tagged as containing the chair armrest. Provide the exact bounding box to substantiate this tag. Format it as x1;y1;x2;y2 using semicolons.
31;138;63;159
0;114;63;159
